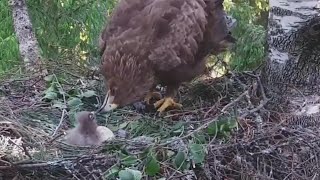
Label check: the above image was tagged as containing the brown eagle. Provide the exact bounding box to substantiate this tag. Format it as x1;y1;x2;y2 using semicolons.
98;0;235;113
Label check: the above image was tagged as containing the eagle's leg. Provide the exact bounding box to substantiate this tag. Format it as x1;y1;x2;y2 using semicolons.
154;85;182;113
144;91;162;104
144;84;162;105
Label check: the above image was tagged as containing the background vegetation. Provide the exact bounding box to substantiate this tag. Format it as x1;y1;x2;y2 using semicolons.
0;0;268;74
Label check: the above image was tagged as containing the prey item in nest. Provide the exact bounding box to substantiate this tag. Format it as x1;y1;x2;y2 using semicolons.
98;0;236;114
65;111;114;146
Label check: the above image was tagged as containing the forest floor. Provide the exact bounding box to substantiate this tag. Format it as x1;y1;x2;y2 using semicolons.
0;61;319;180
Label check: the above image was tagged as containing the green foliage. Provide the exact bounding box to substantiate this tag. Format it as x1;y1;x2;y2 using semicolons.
144;153;160;176
207;116;238;138
0;0;20;72
1;0;118;74
118;168;142;180
189;143;206;164
42;74;97;112
223;0;268;71
26;0;114;63
174;151;189;171
120;153;140;167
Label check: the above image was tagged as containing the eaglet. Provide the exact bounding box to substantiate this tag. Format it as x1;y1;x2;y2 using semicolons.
65;111;115;146
99;0;236;113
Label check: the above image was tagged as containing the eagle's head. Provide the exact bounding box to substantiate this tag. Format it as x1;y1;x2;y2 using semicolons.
99;52;154;112
209;1;237;55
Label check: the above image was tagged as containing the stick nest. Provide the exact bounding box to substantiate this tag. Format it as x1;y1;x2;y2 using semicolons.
0;66;320;180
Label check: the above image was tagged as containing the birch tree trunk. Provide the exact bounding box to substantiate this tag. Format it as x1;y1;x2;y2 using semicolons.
8;0;47;75
263;0;320;126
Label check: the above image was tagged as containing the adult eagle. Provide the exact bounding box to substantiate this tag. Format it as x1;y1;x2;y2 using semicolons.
98;0;235;113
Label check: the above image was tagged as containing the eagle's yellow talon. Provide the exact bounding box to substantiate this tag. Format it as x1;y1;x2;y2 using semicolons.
144;92;162;104
154;97;182;113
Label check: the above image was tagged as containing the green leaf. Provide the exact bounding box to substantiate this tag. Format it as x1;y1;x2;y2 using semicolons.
227;118;238;129
67;97;83;107
119;168;142;180
172;121;184;130
128;169;142;180
120;154;139;166
104;166;119;179
68;88;81;97
192;132;207;144
118;169;134;180
81;90;97;98
174;151;188;170
207;122;218;136
172;123;184;135
145;155;160;176
119;121;129;129
44;74;54;82
52;100;67;109
189;144;206;164
58;87;66;96
220;123;226;132
43;91;58;100
44;85;56;94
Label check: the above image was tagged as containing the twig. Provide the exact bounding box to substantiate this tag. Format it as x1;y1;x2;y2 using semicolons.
0;159;12;166
47;132;65;144
21;143;32;159
163;107;208;118
203;97;222;118
51;74;68;137
161;162;184;180
239;99;269;119
221;90;249;113
0;162;50;170
7;139;32;160
243;71;267;100
0;155;112;170
51;109;67;137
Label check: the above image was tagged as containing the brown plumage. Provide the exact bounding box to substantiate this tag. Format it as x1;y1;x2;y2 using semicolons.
65;111;114;146
99;0;236;113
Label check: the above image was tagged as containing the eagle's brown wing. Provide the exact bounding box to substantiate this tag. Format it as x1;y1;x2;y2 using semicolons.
99;0;154;55
146;0;208;71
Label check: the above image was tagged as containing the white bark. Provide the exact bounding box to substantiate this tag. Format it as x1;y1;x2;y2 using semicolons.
264;0;320;120
8;0;47;75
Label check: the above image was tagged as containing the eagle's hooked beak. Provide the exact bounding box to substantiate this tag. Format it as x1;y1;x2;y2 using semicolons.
96;90;118;113
104;92;118;111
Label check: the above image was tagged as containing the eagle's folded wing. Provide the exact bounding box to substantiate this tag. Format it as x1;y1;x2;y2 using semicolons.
146;0;208;71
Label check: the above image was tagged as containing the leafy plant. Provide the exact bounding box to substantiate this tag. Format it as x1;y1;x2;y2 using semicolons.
42;74;97;111
144;154;160;176
0;0;20;73
174;151;189;171
120;153;140;167
189;143;206;165
207;117;238;138
118;168;142;180
214;0;268;72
